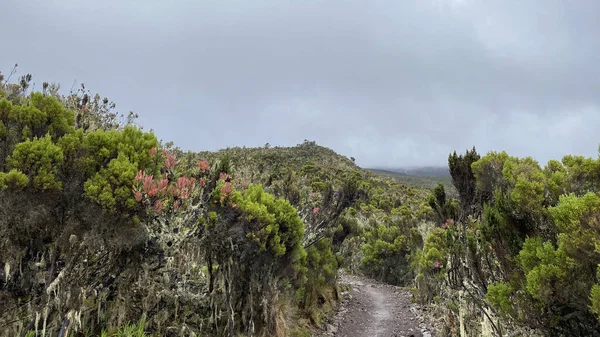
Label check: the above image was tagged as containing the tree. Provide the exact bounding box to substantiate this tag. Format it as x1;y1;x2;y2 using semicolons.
448;146;480;217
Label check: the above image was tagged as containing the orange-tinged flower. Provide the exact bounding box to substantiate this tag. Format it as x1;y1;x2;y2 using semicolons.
174;177;195;199
141;175;154;194
134;191;143;202
154;199;164;213
197;160;210;172
221;181;232;196
149;147;157;157
147;185;158;197
163;151;177;170
135;170;145;181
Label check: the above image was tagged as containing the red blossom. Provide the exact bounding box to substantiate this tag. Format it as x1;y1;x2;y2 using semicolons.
154;199;164;213
313;207;320;215
199;177;206;187
163;151;177;170
147;185;158;197
134;191;143;202
221;182;232;195
156;178;169;196
434;261;441;269
175;176;195;199
220;182;233;202
137;172;155;196
135;170;145;181
219;172;230;181
139;174;157;196
149;147;157;157
197;160;210;172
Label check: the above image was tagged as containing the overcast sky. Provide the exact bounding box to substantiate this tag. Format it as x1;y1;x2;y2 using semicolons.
2;0;599;168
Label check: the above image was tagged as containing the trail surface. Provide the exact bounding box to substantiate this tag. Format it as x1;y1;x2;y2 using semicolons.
315;274;436;337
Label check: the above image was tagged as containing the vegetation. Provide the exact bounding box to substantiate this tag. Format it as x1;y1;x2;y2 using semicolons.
367;168;458;197
406;147;600;336
3;67;600;337
0;69;432;336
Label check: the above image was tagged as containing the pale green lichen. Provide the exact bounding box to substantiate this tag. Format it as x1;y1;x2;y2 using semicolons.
4;262;9;283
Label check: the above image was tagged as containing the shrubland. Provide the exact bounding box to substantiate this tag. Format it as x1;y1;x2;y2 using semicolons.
0;69;433;336
408;147;600;336
3;67;599;337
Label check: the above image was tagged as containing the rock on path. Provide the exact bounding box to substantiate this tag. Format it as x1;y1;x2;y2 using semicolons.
315;273;436;337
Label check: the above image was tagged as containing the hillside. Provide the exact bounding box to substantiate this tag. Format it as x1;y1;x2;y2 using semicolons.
381;166;450;177
0;73;436;337
5;71;600;337
367;168;458;198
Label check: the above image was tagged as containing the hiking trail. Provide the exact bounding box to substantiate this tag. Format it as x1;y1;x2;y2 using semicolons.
315;273;437;337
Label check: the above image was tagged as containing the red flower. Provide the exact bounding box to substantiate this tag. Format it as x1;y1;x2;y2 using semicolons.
149;147;157;157
219;172;230;181
219;182;233;202
147;185;158;197
134;191;143;202
163;151;177;170
434;261;441;269
221;181;232;195
156;179;169;196
175;176;194;199
154;199;164;213
313;207;320;215
197;160;210;172
139;174;155;195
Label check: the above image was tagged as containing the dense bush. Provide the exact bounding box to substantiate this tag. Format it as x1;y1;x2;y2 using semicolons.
410;146;600;336
0;71;386;336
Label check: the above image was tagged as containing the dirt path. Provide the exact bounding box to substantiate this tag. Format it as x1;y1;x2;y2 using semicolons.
315;273;436;337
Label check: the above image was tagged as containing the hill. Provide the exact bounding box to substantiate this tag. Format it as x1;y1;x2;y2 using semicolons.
383;166;450;177
367;168;457;198
0;73;437;337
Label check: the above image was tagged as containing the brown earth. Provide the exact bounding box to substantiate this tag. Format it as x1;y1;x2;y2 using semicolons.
314;273;437;337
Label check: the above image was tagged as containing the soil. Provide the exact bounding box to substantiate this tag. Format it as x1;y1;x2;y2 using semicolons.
314;273;437;337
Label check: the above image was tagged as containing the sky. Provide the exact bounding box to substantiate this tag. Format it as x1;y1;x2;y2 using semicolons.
2;0;599;168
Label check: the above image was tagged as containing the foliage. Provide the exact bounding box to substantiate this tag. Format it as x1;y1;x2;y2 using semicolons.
413;145;600;336
485;282;514;316
448;146;480;213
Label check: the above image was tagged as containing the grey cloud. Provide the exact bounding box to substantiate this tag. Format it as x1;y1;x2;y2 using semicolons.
1;0;599;167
